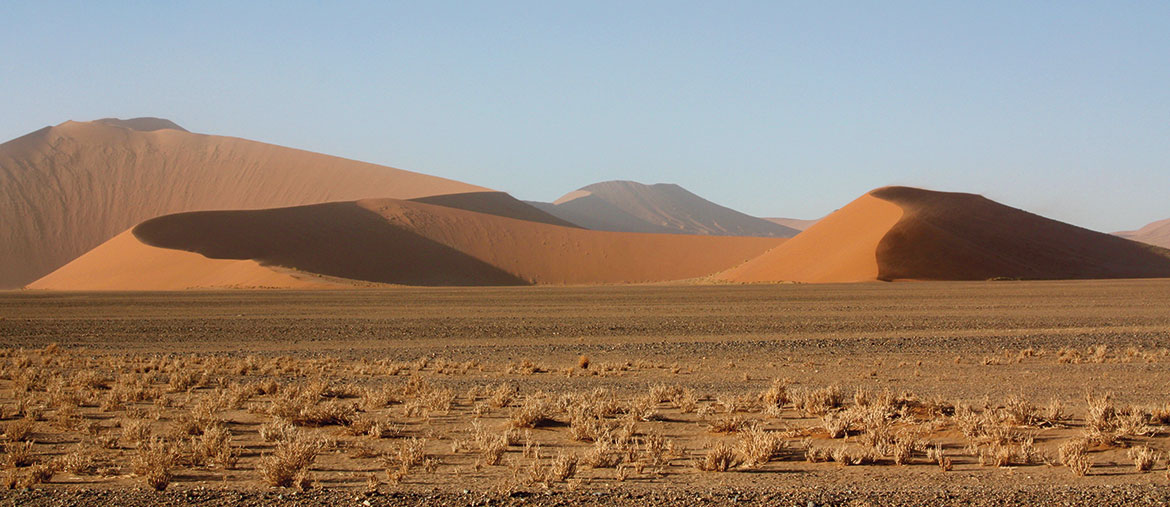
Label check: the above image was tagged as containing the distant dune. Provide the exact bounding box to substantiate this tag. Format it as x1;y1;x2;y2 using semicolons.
0;118;555;288
717;186;1170;283
31;198;783;289
530;180;798;237
1115;218;1170;249
764;217;821;231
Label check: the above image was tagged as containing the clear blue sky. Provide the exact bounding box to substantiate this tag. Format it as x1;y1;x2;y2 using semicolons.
3;1;1168;231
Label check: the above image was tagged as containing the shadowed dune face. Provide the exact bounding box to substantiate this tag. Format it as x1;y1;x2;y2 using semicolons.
718;186;1170;283
1115;218;1170;249
0;119;495;288
131;202;527;286
871;187;1170;281
31;198;784;289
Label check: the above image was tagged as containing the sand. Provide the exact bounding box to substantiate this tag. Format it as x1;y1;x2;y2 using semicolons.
4;281;1170;505
30;197;784;289
532;180;798;237
0;118;495;288
716;193;904;283
1115;218;1170;249
718;186;1170;283
29;230;339;290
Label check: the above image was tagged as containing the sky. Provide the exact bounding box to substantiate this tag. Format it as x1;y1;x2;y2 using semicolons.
3;1;1168;232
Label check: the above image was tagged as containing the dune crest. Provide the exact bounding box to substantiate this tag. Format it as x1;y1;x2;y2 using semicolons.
32;198;783;289
0;118;511;288
718;186;1170;283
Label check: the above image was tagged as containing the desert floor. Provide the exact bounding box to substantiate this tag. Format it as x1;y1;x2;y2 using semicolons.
1;280;1170;506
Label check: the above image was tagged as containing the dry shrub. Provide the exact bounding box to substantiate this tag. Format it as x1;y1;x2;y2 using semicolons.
736;427;784;468
191;426;238;469
694;441;740;472
1128;446;1159;472
670;387;699;414
260;418;298;443
1059;439;1091;476
119;418;152;447
583;436;624;469
577;355;590;369
5;441;35;467
761;378;790;409
791;385;844;416
707;415;747;434
639;431;674;467
510;394;554;428
259;436;320;488
627;394;660;422
388;437;428;478
27;462;54;485
547;452;578;482
821;412;851;438
488;383;518;409
298;400;356;427
58;446;94;475
131;438;175;491
4;418;35;442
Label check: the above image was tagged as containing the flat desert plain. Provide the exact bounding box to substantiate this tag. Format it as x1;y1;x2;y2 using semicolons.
1;280;1170;506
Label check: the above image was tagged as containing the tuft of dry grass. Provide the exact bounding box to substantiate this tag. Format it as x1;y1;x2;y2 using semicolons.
1127;446;1159;472
694;441;740;472
131;437;175;491
258;436;320;488
735;426;784;468
4;418;35;442
1059;439;1092;476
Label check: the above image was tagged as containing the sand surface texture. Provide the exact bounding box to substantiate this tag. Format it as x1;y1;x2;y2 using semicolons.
31;198;783;289
0;118;496;288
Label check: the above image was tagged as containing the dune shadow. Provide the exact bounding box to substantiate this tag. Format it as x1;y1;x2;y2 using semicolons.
132;202;528;286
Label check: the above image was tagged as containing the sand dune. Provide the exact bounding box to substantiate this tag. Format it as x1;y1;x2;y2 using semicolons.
31;199;783;290
718;186;1170;283
717;194;904;283
531;181;798;237
0;118;541;288
30;231;341;290
1115;218;1170;249
764;217;821;232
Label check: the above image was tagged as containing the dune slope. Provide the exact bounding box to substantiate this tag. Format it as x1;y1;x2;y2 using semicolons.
0;118;549;288
535;181;798;237
717;194;904;283
32;199;783;289
872;187;1170;281
718;186;1170;283
1115;219;1170;249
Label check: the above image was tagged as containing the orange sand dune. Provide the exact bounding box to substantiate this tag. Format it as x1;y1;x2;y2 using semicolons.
718;186;1170;283
0;118;537;288
30;231;341;290
31;199;784;289
1115;218;1170;249
717;194;903;283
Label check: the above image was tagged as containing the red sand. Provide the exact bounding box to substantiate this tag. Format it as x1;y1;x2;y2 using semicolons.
31;196;784;289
